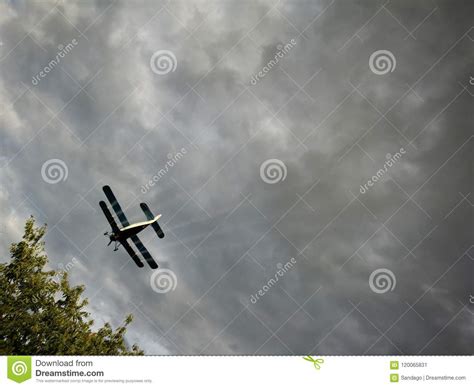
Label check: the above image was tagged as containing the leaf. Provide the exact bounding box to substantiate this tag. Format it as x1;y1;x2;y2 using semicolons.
0;217;143;356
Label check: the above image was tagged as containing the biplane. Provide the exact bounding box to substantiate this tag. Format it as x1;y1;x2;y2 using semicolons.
99;185;164;269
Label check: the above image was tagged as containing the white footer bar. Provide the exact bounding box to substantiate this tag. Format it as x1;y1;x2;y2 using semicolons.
1;356;472;387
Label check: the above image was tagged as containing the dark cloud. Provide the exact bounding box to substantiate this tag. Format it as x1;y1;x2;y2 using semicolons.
1;0;472;355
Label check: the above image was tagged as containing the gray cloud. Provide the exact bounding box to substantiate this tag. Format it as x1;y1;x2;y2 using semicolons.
1;0;473;355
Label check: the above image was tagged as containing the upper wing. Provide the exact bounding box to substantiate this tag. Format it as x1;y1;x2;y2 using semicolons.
103;185;130;227
140;203;165;238
99;201;120;232
121;239;144;268
131;235;158;269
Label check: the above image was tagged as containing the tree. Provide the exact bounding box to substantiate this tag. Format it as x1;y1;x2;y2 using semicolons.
0;217;143;355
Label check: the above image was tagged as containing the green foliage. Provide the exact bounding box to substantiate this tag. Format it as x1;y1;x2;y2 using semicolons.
0;217;143;355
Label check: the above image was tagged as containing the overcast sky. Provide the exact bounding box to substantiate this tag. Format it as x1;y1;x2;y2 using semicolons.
1;0;473;355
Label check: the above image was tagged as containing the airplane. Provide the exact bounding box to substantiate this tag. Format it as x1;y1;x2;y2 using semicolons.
99;185;165;269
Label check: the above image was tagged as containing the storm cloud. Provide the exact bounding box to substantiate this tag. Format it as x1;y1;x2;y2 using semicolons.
1;0;473;354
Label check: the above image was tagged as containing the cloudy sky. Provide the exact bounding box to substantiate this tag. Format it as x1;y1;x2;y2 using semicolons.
1;0;473;355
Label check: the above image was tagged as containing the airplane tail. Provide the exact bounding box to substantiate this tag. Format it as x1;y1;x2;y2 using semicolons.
140;203;165;238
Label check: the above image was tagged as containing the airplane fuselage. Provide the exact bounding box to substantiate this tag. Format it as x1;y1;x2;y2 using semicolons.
109;223;150;242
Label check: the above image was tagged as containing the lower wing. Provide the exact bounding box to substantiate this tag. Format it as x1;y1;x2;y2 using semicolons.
131;235;158;269
121;239;144;268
